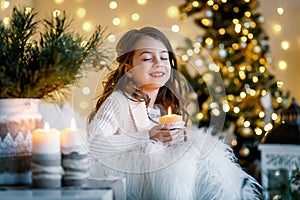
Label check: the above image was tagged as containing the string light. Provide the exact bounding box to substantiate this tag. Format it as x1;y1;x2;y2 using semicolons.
281;41;290;50
112;17;121;26
77;8;86;18
1;1;10;10
54;0;64;4
276;7;284;15
167;6;178;18
82;21;92;32
278;60;287;70
131;13;140;21
137;0;147;5
171;24;180;32
109;1;118;9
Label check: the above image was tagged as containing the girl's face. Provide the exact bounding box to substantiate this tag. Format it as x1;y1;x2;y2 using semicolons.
126;36;171;92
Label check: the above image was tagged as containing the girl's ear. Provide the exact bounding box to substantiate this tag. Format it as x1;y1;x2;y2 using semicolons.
125;64;133;78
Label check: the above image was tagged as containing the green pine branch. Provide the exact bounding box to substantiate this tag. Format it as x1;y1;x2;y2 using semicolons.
0;6;110;99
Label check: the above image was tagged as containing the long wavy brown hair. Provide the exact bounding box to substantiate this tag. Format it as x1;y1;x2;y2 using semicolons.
88;27;188;123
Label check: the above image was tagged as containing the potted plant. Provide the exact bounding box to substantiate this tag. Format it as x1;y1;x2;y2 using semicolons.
0;6;109;185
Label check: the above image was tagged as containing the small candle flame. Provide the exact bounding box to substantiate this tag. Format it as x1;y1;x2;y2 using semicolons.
71;117;77;131
167;106;172;116
44;122;50;132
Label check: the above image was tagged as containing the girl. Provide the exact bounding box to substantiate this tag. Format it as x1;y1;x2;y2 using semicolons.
87;27;260;200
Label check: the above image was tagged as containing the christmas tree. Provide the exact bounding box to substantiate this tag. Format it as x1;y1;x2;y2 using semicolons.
178;0;289;174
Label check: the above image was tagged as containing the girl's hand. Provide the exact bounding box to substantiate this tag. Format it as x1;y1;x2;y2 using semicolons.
149;124;186;145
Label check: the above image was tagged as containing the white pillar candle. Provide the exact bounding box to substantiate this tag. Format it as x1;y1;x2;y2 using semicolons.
60;117;87;154
60;117;88;187
31;122;63;188
32;122;60;154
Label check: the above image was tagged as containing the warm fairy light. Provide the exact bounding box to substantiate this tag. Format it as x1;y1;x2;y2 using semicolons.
278;60;287;70
53;10;61;17
271;113;278;121
137;0;147;5
212;4;219;10
82;21;92;32
259;111;265;118
231;139;237;147
233;7;239;13
1;1;10;9
181;55;188;61
207;0;214;6
228;66;235;72
82;87;90;95
205;37;213;45
276;97;283;103
55;0;64;4
195;59;203;66
192;1;200;7
171;24;180;32
277;7;284;15
272;24;282;33
167;6;178;18
132;13;140;21
261;90;267;96
223;103;230;112
281;41;290;50
193;47;200;54
112;17;121;26
3;17;9;26
264;123;273;132
201;18;210;26
186;49;193;56
212;108;220;116
80;101;88;109
254;127;262;136
239;71;246;80
240;92;246;99
277;80;284;88
252;76;258;83
244;121;250;127
249;89;256;96
109;1;118;9
219;28;225;35
233;107;240;113
209;63;220;72
196;112;204;120
227;95;234;101
244;11;251;18
259;66;266;73
108;34;116;43
232;19;239;24
77;8;86;18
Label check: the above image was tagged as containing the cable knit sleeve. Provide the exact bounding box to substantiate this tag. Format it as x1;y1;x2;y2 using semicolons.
87;92;150;157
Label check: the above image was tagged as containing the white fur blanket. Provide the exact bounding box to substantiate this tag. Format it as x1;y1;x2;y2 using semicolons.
89;127;261;200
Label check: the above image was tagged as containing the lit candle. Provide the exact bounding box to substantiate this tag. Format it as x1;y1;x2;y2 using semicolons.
60;117;88;187
31;122;63;188
60;117;87;154
159;106;182;124
32;122;60;154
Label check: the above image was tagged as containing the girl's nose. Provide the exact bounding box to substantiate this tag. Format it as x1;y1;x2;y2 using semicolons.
153;57;163;68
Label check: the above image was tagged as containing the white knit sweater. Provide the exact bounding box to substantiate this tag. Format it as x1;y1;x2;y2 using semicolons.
87;91;260;200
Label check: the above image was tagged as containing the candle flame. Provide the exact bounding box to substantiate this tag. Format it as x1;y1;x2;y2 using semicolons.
44;122;50;132
167;106;172;116
71;117;77;131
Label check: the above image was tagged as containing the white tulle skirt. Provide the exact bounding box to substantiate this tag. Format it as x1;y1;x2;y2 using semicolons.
89;127;260;200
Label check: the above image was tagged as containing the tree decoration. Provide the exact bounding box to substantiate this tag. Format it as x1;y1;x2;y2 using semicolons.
178;0;289;168
0;7;110;99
